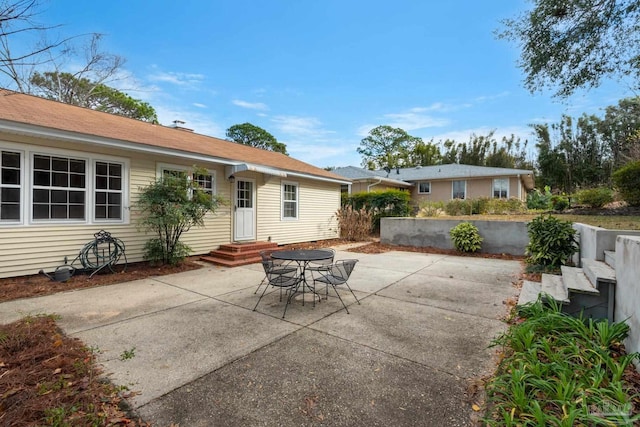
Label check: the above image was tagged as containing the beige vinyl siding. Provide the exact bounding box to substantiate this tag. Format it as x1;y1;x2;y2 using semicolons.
256;177;340;245
0;135;233;278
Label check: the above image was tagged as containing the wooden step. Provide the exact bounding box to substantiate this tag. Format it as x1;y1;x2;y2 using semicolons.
560;266;599;295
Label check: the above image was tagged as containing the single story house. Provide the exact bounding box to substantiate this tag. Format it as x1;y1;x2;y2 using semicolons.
0;89;350;278
334;164;535;202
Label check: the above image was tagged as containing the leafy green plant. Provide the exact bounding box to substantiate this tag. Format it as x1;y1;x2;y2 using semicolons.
485;300;640;426
550;194;569;211
612;160;640;207
576;187;614;208
526;185;552;210
119;347;136;361
449;222;483;253
526;214;578;267
136;167;224;265
342;189;411;230
417;200;445;217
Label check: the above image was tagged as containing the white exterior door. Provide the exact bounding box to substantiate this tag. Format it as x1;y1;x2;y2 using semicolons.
234;179;255;241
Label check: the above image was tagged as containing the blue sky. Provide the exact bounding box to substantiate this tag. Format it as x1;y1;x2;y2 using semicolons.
35;1;633;168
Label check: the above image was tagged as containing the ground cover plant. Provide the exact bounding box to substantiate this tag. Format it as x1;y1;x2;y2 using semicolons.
484;300;640;426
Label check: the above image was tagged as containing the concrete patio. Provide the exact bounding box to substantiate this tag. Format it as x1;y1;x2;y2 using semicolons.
0;247;522;426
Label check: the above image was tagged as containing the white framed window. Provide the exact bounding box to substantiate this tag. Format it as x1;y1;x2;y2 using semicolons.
281;181;298;220
157;163;216;197
1;150;22;222
94;161;124;221
452;180;466;199
418;181;431;194
32;154;87;221
0;142;129;226
493;178;509;199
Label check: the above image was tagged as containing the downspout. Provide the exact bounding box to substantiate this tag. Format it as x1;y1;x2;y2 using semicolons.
517;174;522;200
367;178;382;192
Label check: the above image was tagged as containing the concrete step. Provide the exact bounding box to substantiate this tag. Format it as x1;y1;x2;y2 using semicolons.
561;266;600;295
582;258;616;287
541;274;569;303
518;280;542;306
604;250;616;269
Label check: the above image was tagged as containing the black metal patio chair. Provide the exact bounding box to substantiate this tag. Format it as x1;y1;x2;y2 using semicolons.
253;260;302;318
311;259;360;314
254;250;298;294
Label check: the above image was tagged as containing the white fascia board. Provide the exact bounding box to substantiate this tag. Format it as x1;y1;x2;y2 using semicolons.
0;120;242;167
285;171;351;185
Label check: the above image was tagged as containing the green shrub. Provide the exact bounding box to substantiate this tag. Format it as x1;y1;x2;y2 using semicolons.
486;197;526;214
575;187;614;208
526;214;578;268
449;222;483;253
550;195;569;211
136;167;224;265
417;200;445;217
526;186;552;210
343;189;411;230
612;160;640;207
445;199;471;216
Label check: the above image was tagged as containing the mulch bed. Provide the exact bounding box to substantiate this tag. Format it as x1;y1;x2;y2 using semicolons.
0;315;149;426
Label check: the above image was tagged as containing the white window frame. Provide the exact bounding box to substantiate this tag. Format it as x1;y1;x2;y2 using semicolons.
452;180;466;199
93;159;126;223
0;149;24;224
157;163;217;197
281;180;298;220
492;178;509;199
418;181;431;194
0;142;130;226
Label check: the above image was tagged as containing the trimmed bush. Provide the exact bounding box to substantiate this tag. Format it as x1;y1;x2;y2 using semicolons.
612;160;640;207
526;214;578;268
550;195;569;211
575;187;614;208
449;222;483;253
342;189;411;230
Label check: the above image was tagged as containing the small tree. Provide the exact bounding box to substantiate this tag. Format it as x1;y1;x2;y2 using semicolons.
136;168;223;264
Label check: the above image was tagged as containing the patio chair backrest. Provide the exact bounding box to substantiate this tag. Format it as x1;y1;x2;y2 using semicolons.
329;259;358;281
309;248;336;267
262;260;299;286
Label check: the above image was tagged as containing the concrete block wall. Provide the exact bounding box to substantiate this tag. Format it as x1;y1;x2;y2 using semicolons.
573;223;640;262
380;218;529;255
614;236;640;369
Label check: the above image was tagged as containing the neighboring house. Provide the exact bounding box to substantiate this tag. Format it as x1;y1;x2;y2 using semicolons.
332;166;412;193
334;164;535;202
0;90;349;278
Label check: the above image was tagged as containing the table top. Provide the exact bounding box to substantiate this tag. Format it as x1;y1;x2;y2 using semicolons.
271;249;334;262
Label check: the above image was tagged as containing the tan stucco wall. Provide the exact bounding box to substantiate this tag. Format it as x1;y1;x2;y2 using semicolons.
411;176;527;204
0;133;341;277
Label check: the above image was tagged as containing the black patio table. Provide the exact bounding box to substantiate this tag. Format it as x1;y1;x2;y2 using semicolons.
271;249;334;306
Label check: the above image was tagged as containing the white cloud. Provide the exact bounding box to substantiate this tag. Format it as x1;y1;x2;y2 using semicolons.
147;68;205;87
154;105;225;138
474;91;510;103
271;115;335;138
232;99;269;110
193;102;207;108
355;105;451;137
